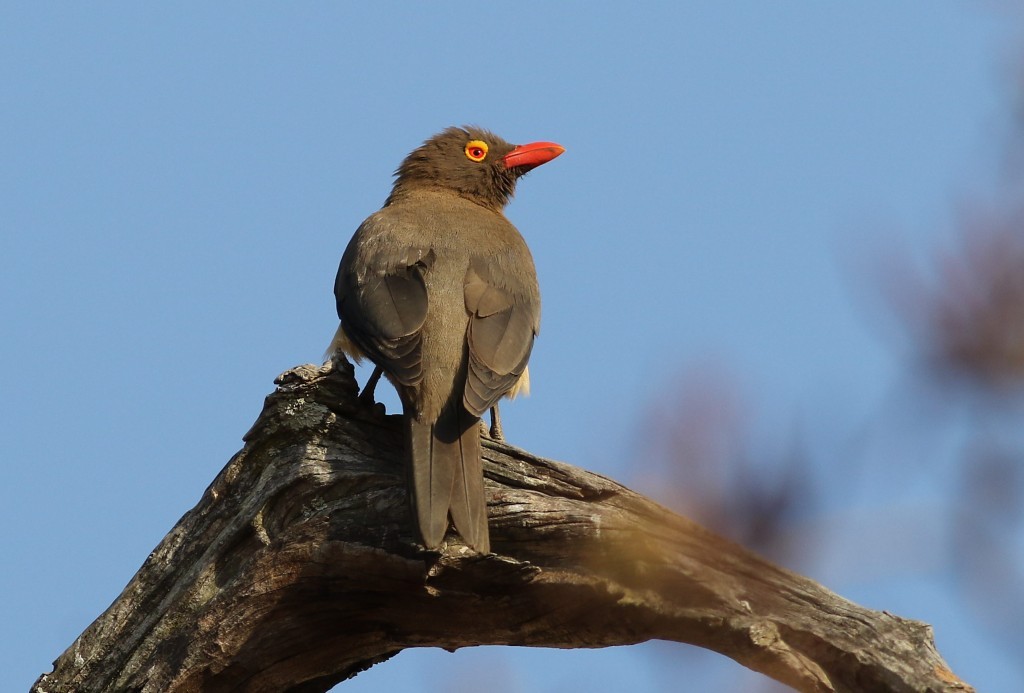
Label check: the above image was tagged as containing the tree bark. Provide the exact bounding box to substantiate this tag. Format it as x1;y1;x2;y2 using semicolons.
32;359;973;693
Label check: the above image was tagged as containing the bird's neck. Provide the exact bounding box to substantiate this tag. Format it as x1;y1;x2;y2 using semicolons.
385;181;507;213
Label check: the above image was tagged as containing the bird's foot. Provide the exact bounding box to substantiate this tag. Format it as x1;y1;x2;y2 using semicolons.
358;366;384;408
488;405;505;441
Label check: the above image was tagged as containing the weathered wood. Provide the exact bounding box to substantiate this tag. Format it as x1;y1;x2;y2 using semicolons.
32;359;973;693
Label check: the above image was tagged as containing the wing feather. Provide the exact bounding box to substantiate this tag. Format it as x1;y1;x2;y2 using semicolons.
463;261;538;416
334;223;433;387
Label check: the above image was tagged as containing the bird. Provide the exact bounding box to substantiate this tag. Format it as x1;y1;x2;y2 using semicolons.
329;126;564;553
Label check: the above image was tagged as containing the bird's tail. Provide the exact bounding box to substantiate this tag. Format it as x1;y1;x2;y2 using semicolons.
407;406;489;553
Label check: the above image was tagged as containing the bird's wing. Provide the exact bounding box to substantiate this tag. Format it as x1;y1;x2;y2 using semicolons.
462;259;538;416
335;225;433;387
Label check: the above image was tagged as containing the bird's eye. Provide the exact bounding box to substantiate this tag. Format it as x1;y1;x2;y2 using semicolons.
464;140;489;162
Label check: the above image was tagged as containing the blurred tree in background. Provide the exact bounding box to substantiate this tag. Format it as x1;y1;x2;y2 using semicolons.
631;38;1024;693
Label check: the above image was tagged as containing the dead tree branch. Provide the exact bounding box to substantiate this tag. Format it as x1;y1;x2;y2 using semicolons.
32;359;972;693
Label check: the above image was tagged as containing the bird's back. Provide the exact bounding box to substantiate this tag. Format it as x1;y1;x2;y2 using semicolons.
348;190;539;417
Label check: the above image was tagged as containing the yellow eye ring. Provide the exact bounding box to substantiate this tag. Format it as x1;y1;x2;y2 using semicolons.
464;140;489;162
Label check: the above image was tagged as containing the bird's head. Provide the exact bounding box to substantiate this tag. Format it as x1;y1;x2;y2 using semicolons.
387;126;564;210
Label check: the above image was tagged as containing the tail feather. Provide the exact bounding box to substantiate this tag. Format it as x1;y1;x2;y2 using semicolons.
446;408;488;553
407;407;489;553
408;417;453;548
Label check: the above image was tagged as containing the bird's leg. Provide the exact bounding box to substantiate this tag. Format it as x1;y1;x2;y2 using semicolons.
360;365;383;406
489;404;505;441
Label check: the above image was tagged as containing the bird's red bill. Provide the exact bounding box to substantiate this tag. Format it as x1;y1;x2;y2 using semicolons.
502;141;565;171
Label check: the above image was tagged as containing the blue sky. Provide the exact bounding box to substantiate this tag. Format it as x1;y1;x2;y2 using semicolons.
2;3;1020;691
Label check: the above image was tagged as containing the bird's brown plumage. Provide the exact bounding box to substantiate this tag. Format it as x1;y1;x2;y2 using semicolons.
332;126;563;552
